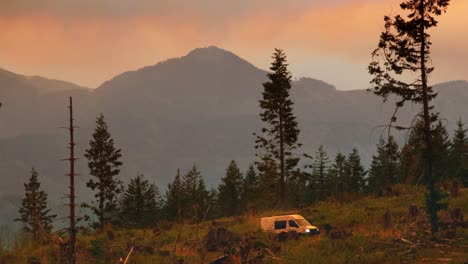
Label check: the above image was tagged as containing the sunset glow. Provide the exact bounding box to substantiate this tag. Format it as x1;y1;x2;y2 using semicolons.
0;0;466;89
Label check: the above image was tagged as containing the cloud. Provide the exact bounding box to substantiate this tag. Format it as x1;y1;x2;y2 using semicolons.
0;0;466;89
0;0;389;19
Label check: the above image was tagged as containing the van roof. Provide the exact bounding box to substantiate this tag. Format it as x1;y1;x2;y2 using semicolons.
260;214;305;220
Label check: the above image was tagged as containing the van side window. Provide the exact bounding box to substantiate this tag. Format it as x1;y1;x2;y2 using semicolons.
274;221;287;230
288;220;299;228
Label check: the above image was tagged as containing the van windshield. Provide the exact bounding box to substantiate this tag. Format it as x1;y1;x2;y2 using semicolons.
296;219;310;226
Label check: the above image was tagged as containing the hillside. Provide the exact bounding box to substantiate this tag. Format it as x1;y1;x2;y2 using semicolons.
1;185;466;263
0;46;468;225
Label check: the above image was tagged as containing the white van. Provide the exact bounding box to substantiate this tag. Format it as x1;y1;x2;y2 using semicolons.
260;214;320;235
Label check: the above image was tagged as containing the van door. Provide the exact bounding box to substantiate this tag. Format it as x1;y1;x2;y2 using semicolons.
288;220;299;229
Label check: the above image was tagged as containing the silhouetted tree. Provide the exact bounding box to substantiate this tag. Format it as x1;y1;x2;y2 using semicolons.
217;161;243;217
312;145;330;199
432;121;451;180
15;168;56;241
83;114;123;230
329;152;347;195
254;49;301;207
182;165;209;221
344;148;366;193
207;188;219;218
450;119;468;186
256;158;279;209
120;174;162;228
400;119;451;184
287;170;310;207
164;169;183;223
368;136;400;193
399;120;425;183
240;165;259;211
368;0;450;233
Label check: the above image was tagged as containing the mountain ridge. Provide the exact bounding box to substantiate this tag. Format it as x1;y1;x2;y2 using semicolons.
0;46;467;224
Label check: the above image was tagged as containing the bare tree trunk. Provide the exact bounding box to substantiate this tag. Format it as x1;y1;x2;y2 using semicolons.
66;97;77;264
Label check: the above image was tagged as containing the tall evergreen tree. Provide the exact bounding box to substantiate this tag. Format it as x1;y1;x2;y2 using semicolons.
164;169;183;223
368;136;400;193
15;168;56;241
83;114;123;230
368;0;450;233
182;165;209;221
450;119;468;186
240;165;259;211
217;161;243;217
120;174;162;228
254;49;301;207
328;152;347;195
312;145;330;199
344;148;367;193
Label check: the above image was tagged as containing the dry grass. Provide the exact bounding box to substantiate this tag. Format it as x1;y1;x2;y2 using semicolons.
1;185;467;263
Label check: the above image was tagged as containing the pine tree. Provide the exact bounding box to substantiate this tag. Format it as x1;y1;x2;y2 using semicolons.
15;168;56;241
450;119;468;186
400;120;450;184
313;145;330;200
368;139;386;193
432;121;451;180
256;158;279;209
368;136;400;193
368;0;450;233
287;170;310;207
207;188;219;219
83;114;123;230
164;169;183;223
400;120;425;183
328;152;347;195
120;174;162;228
217;161;243;217
254;49;301;207
182;165;209;221
344;148;367;193
240;165;259;211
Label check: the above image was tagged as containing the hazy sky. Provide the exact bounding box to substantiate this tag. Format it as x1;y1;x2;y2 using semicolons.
0;0;467;90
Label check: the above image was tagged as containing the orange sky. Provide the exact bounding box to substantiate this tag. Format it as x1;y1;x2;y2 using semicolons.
0;0;466;90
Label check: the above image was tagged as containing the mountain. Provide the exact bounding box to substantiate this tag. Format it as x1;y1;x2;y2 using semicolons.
0;46;467;224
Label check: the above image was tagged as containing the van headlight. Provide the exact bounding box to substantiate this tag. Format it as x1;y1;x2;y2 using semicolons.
306;228;320;235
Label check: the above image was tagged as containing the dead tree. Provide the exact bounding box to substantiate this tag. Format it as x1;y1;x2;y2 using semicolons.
63;97;78;264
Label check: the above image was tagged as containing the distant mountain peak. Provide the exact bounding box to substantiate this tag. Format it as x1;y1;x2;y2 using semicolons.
186;45;233;57
183;46;257;67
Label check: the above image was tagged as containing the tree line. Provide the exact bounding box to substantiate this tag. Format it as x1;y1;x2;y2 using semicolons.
15;72;467;240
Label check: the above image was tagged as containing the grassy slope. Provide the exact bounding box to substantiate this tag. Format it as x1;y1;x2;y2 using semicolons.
1;185;467;264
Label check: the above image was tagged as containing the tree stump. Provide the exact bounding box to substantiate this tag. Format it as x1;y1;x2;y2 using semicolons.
407;204;420;221
205;227;234;252
449;180;460;198
383;209;392;230
450;208;464;225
